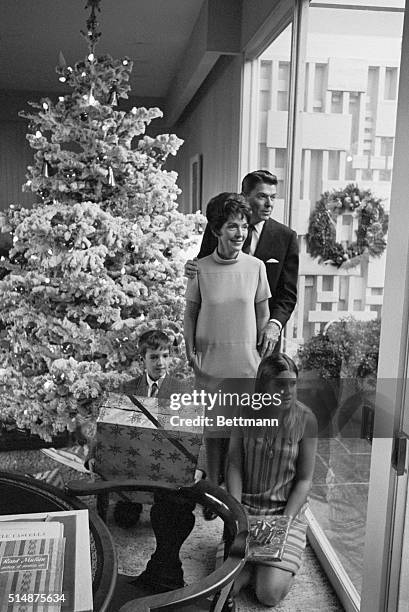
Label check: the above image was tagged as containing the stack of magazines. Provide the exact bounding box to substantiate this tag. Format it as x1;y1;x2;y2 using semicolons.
0;509;93;612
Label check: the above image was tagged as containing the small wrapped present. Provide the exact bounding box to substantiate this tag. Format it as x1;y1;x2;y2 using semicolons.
94;393;203;486
248;515;292;562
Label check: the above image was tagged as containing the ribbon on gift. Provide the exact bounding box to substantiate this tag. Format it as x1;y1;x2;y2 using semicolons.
126;394;198;464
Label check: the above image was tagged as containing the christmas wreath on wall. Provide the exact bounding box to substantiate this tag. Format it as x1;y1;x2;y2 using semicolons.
306;184;389;268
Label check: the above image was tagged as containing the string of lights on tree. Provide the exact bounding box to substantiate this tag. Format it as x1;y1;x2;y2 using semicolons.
306;184;388;268
0;0;204;440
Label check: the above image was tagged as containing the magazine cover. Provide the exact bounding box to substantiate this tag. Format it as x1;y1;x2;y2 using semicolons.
0;511;92;612
0;537;65;612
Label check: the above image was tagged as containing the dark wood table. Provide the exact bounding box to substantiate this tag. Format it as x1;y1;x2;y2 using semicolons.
0;471;117;612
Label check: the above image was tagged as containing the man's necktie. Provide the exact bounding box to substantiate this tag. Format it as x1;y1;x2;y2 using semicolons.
150;382;158;398
242;225;254;254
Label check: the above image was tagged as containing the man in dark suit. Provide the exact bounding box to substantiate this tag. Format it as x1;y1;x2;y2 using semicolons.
185;170;299;354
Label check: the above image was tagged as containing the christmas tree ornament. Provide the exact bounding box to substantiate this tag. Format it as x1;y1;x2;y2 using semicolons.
108;87;118;106
42;160;50;177
42;102;49;111
122;59;129;66
87;53;95;62
86;87;97;106
107;166;115;186
59;76;67;83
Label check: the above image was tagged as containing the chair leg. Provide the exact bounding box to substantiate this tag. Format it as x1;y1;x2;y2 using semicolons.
210;582;234;612
96;491;110;522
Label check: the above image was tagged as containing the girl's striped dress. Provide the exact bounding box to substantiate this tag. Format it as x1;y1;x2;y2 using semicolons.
240;402;312;574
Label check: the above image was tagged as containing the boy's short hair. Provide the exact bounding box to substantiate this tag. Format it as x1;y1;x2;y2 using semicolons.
138;329;171;357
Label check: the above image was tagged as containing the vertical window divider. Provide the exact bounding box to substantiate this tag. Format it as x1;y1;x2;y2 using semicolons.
239;58;260;179
284;0;309;229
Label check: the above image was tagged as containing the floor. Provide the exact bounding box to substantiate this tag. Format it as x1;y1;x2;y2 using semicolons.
109;505;343;611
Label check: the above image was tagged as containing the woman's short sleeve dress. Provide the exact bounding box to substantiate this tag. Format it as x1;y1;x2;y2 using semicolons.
185;250;271;380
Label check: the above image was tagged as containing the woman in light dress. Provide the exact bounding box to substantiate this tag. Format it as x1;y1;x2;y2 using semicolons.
184;192;271;487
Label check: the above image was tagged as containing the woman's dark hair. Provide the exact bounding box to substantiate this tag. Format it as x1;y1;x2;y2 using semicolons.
241;170;278;196
206;192;251;235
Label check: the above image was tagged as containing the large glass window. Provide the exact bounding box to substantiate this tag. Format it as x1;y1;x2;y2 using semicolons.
247;0;405;603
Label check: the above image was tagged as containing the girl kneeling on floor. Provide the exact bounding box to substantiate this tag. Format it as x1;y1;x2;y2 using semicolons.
226;353;317;609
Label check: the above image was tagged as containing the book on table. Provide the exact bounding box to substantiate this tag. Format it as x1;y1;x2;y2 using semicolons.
0;509;93;612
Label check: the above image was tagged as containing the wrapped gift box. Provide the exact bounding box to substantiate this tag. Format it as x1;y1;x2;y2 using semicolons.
248;516;292;562
94;393;203;486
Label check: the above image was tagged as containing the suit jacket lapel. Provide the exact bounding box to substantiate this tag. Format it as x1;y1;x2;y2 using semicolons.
135;373;149;396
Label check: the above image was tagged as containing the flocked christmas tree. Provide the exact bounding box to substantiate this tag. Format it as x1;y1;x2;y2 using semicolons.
0;0;203;440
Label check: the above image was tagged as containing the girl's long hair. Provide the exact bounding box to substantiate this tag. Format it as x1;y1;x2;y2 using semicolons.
255;353;305;439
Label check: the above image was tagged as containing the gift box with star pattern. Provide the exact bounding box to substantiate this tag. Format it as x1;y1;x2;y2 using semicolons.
94;393;203;485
